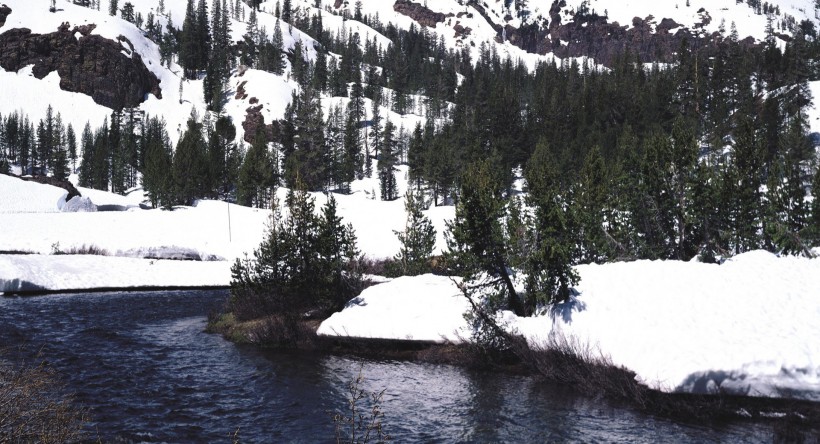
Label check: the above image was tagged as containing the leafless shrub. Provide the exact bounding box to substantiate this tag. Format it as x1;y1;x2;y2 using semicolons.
332;366;391;444
51;242;109;256
515;332;649;406
244;314;318;349
0;356;86;443
350;256;397;277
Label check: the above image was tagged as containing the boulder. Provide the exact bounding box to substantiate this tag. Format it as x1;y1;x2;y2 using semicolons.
62;196;97;212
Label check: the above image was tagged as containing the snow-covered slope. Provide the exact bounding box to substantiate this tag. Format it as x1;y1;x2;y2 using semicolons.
0;174;68;213
458;0;818;42
0;168;454;292
319;252;820;400
0;0;198;141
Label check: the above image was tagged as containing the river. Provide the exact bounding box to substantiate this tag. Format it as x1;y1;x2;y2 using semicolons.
0;290;778;442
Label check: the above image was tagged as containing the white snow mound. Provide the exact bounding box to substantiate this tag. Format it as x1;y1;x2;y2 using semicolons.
0;174;68;213
320;252;820;400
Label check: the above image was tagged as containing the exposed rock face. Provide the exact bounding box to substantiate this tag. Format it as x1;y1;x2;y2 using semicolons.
0;4;11;28
0;24;161;110
395;0;759;67
545;12;756;66
393;0;453;28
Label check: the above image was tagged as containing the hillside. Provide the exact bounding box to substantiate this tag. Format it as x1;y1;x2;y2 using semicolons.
2;0;820;407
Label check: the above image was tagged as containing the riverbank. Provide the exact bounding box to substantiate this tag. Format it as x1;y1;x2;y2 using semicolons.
208;309;820;437
0;253;232;295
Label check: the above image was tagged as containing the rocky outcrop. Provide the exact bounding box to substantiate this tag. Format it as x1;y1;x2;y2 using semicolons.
393;0;453;28
0;4;11;28
242;105;283;144
243;105;269;143
0;24;161;110
544;12;757;66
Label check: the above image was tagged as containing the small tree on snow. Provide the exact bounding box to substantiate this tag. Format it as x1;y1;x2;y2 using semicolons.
394;188;437;276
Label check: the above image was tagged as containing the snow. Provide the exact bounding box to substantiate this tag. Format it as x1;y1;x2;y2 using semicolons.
0;174;68;213
0;171;453;290
808;80;820;135
2;0;819;403
319;252;820;400
0;0;200;143
0;254;230;293
318;274;472;342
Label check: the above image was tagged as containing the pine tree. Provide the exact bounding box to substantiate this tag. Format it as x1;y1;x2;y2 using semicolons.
281;0;291;23
446;159;525;316
237;130;276;208
196;0;211;72
240;8;258;67
208;116;237;197
284;84;327;191
574;145;609;263
180;0;198;78
109;110;127;193
524;139;578;309
229;183;359;320
394;188;436;275
316;194;360;308
78;122;94;187
142;117;173;208
91;118;110;191
407;123;425;190
172;112;209;205
730;115;764;253
378;119;398;201
810;164;820;247
270;19;286;75
120;2;135;22
108;0;118;16
65;124;77;173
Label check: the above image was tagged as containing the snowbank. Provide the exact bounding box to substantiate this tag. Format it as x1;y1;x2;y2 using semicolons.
318;252;820;400
0;254;230;293
318;275;471;342
0;174;67;213
62;196;97;212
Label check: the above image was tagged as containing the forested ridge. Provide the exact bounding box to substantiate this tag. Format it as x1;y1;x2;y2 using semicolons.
2;0;820;270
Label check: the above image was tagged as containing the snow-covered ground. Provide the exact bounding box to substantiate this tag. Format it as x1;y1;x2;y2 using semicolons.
0;254;230;293
0;170;453;292
319;252;820;401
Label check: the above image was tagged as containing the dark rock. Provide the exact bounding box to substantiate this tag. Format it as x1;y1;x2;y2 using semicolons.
658;18;680;33
454;24;472;38
0;4;10;28
393;0;453;28
242;105;267;144
0;25;161;110
235;80;248;100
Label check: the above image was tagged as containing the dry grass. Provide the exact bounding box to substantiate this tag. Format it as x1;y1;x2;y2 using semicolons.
0;356;86;443
51;243;109;256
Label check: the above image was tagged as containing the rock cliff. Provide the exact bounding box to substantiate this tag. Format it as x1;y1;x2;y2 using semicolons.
0;23;161;110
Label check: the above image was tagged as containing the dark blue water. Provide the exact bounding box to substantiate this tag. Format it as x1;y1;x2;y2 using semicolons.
0;290;776;442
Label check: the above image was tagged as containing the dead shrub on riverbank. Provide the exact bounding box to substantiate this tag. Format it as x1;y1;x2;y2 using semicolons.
332;366;391;444
246;315;319;349
0;356;86;443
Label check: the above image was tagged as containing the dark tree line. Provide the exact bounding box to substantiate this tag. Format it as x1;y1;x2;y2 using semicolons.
0;107;75;181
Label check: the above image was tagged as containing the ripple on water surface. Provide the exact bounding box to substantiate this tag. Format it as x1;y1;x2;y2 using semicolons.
0;290;778;442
